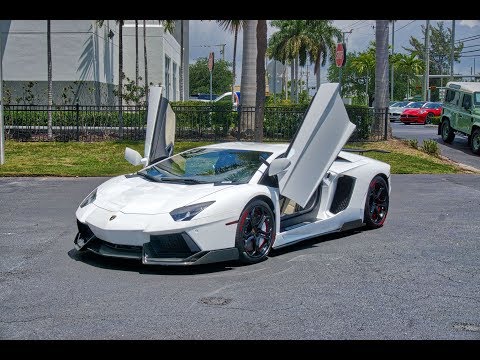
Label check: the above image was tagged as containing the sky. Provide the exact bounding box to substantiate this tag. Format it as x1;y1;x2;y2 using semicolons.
189;20;480;86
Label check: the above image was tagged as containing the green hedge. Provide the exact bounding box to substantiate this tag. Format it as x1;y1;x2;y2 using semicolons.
3;108;146;128
4;102;376;142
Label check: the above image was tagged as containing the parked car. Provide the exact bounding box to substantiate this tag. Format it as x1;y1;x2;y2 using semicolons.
389;101;411;122
191;91;240;110
438;81;480;155
400;101;443;125
73;84;391;266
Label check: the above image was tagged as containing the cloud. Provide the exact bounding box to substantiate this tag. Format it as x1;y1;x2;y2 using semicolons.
459;20;480;28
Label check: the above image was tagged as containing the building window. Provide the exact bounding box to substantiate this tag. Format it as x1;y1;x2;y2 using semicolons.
165;55;171;99
172;62;178;101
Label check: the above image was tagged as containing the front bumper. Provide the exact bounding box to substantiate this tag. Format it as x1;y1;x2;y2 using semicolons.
74;221;239;266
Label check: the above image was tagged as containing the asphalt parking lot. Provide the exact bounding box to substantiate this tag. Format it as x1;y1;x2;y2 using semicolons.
0;175;479;340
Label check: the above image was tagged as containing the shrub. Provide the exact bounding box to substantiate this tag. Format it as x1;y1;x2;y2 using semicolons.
422;139;440;156
404;139;418;149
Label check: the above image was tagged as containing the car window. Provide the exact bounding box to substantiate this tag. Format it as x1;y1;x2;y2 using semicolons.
474;92;480;106
462;94;472;110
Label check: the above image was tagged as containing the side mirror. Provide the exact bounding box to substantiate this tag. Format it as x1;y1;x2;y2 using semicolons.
125;147;144;166
268;158;291;176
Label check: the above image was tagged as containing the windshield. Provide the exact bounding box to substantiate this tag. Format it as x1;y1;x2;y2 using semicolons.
405;101;426;108
392;101;409;107
138;148;272;184
422;102;442;109
474;92;480;106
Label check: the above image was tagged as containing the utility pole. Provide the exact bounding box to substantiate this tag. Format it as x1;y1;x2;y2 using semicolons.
220;43;226;61
338;29;352;95
390;20;395;101
423;20;430;101
0;27;4;165
450;20;455;81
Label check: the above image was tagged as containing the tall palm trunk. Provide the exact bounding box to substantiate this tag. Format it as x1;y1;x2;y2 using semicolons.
375;20;392;139
290;61;294;102
118;20;124;137
231;25;239;105
254;20;267;142
295;55;299;103
315;50;322;89
135;20;139;88
143;20;148;103
179;20;184;101
47;20;53;140
239;20;257;136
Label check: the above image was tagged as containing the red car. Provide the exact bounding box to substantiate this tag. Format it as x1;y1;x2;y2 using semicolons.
400;101;443;125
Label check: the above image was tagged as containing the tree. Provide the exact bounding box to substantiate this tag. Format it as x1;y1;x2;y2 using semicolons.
375;20;392;139
395;53;424;100
240;20;258;134
217;20;247;105
47;20;53;140
143;20;148;102
268;20;312;103
135;20;139;88
351;48;376;106
255;20;267;142
189;58;233;95
403;21;463;89
118;20;124;137
305;20;341;89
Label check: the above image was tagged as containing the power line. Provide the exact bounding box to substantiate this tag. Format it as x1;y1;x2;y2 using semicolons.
395;20;416;33
456;35;480;43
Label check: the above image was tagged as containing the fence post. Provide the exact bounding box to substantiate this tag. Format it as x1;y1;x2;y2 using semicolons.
75;102;80;141
236;106;241;141
384;107;388;140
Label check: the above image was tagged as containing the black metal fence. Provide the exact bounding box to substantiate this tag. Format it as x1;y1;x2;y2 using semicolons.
3;103;389;143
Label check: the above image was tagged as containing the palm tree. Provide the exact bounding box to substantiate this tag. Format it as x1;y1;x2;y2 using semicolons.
47;20;53;140
375;20;391;139
135;20;139;88
305;20;341;90
396;53;424;100
351;49;376;106
268;20;312;102
117;20;124;137
240;20;258;135
143;20;148;102
217;20;247;105
255;20;267;142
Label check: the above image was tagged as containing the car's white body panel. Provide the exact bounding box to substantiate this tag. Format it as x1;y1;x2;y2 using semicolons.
74;83;391;265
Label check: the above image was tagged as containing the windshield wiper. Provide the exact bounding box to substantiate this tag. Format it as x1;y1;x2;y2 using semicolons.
137;171;160;182
158;177;209;184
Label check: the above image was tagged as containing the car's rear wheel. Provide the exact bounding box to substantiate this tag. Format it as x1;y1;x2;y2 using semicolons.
364;175;389;229
471;128;480;155
235;199;275;264
441;119;455;143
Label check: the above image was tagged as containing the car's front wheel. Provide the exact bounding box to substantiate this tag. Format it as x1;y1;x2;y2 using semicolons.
471;128;480;155
364;175;389;229
235;199;275;264
425;112;434;124
441;119;455;143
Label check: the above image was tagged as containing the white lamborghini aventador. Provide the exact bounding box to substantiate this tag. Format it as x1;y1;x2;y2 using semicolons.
74;83;391;266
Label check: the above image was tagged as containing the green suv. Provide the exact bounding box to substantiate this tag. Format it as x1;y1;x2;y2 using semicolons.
438;81;480;155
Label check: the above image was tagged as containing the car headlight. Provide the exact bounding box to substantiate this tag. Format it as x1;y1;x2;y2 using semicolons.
169;201;215;221
80;189;97;208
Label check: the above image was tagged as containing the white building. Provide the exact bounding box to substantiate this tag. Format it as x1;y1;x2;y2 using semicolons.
0;20;189;105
